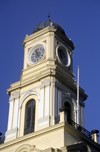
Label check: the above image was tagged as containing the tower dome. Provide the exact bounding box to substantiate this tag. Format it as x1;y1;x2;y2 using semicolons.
33;20;66;35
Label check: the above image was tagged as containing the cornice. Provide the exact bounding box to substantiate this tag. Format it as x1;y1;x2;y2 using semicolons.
56;62;75;78
0;122;65;149
23;26;56;46
55;72;87;101
1;122;100;150
22;61;56;78
65;122;100;150
7;67;87;100
22;26;74;50
54;30;74;50
55;34;74;52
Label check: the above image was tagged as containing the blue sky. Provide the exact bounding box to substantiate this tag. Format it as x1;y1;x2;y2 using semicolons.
0;0;100;137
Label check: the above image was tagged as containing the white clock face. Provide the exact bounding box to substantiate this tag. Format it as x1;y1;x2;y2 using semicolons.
58;47;71;67
28;45;45;64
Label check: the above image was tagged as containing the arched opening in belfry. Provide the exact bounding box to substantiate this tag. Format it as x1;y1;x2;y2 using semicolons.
64;102;71;124
24;99;36;135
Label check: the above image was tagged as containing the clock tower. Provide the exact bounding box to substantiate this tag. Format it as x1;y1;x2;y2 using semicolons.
0;19;100;152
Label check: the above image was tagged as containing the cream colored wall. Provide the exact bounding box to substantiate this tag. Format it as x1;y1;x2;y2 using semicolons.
23;31;55;70
64;129;79;146
1;123;65;152
1;121;99;152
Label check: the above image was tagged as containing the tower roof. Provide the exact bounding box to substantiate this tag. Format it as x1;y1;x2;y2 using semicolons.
33;20;66;35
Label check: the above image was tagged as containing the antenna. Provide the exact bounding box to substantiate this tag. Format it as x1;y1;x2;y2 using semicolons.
48;12;50;21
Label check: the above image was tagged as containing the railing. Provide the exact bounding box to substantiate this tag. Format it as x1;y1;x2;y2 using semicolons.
24;126;34;135
70;119;92;139
55;116;92;140
0;137;5;145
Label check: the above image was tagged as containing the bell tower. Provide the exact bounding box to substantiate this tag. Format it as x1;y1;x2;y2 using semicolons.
2;19;99;152
5;19;87;141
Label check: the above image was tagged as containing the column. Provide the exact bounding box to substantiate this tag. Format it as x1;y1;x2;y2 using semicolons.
52;85;58;125
55;87;58;117
45;86;50;116
17;106;21;137
38;87;44;119
38;85;51;129
7;100;14;131
13;98;19;128
58;89;62;115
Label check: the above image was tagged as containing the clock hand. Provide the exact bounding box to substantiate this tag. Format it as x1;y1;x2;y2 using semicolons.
37;52;39;56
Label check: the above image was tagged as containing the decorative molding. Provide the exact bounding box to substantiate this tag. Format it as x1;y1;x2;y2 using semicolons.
15;144;41;152
51;79;62;89
23;26;56;46
19;90;40;108
19;80;53;96
40;79;51;88
2;122;98;150
42;147;55;152
12;91;19;96
62;95;73;108
42;40;47;44
15;80;51;98
28;47;31;53
62;93;72;101
9;92;20;101
41;79;50;84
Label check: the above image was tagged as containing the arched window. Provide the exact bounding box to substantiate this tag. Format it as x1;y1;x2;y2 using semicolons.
64;102;71;124
24;99;36;135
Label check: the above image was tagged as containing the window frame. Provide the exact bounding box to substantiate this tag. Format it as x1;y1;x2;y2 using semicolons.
24;99;36;135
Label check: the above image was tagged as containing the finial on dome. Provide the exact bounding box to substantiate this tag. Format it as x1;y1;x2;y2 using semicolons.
48;12;50;21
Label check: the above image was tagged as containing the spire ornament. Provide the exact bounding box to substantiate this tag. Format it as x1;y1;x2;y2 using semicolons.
48;12;50;21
